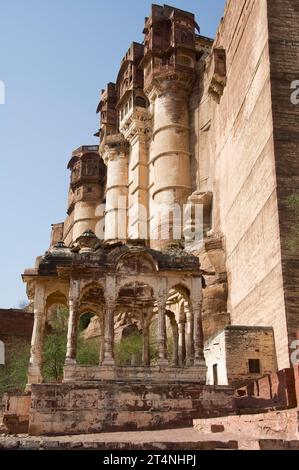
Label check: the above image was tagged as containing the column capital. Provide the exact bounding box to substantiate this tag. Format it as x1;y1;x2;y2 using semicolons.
120;108;152;144
100;134;129;164
146;72;194;101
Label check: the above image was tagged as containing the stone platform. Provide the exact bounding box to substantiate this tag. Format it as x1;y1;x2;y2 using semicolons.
28;381;235;436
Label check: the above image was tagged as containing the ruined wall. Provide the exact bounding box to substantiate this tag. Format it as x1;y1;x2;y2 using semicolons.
194;0;294;368
236;367;297;411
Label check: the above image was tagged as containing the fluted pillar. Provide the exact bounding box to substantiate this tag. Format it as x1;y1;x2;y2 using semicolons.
65;280;80;365
102;137;129;243
27;284;46;387
147;80;193;249
120;109;150;240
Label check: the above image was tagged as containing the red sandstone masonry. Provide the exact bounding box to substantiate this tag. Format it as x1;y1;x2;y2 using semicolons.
235;368;297;410
267;0;299;354
0;309;33;337
28;382;235;436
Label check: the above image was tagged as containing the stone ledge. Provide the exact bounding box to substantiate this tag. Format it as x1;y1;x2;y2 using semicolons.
63;364;207;383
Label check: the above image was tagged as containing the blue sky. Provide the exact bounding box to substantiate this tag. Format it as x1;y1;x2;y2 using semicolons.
0;0;226;308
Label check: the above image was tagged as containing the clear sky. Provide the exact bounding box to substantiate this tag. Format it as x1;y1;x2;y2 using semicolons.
0;0;226;308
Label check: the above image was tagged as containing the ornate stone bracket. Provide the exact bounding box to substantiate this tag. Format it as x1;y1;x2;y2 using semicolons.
208;47;227;103
119;108;152;144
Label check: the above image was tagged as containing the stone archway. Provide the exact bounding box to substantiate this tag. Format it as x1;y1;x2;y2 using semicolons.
115;281;156;367
42;291;69;383
166;284;192;366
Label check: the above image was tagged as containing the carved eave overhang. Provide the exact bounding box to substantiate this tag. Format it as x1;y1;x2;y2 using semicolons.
34;242;73;277
23;238;202;285
106;241;201;274
22;268;39;283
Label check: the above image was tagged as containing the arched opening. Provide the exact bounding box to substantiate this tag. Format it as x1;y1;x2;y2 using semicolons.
76;284;105;365
76;310;102;365
115;282;156;366
165;284;191;367
43;292;68;383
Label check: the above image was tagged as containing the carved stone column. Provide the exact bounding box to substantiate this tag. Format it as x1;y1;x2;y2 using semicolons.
99;313;105;365
193;299;205;366
65;280;80;365
157;298;168;367
101;136;129;243
102;278;116;366
185;307;194;366
120;109;150;240
147;80;193;250
178;320;186;367
191;276;206;369
27;283;46;387
102;302;115;365
142;320;150;367
170;319;179;367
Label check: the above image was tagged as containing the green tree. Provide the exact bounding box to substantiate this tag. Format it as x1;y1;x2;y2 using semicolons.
42;329;67;382
77;337;99;365
115;332;143;366
0;341;30;396
42;307;68;382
